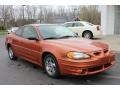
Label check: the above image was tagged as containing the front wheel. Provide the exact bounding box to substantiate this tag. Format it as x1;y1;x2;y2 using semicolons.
44;54;60;78
8;46;17;60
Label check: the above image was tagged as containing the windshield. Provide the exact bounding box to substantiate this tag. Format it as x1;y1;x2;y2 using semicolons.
38;25;77;39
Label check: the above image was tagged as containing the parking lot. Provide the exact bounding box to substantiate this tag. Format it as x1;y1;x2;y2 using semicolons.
0;35;120;85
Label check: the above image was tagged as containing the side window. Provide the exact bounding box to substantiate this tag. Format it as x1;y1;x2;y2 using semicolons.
64;23;73;27
22;26;38;39
15;27;23;36
73;23;84;27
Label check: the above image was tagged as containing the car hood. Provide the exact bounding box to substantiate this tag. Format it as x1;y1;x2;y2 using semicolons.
45;38;108;53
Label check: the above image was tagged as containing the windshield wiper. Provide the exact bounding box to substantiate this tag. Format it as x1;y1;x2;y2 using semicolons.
59;35;79;39
44;37;59;40
44;36;80;40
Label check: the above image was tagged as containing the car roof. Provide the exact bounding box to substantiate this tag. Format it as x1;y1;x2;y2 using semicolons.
64;21;88;23
25;24;61;27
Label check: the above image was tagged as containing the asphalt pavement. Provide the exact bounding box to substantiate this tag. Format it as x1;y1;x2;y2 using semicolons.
0;35;120;85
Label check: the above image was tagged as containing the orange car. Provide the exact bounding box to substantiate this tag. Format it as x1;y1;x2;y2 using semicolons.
5;24;116;78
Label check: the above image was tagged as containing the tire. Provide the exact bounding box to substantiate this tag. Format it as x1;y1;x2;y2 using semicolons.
82;31;93;39
43;54;60;78
8;46;17;60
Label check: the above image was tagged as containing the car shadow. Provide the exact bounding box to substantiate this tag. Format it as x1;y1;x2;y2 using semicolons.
92;37;102;40
59;71;112;85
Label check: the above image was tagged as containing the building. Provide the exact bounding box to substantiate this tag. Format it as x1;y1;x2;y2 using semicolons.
101;5;120;35
48;16;75;24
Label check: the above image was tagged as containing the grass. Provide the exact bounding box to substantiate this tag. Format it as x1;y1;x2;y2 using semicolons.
0;30;8;35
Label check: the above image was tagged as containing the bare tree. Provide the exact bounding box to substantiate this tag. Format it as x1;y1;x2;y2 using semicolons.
0;5;11;28
26;5;33;23
25;5;37;24
38;6;47;23
79;6;101;25
0;5;101;29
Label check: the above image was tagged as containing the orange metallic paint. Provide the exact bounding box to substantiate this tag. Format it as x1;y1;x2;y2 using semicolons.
5;24;116;76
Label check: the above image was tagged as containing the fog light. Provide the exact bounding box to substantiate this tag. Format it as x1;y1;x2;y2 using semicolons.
80;69;87;74
111;61;115;64
79;69;83;73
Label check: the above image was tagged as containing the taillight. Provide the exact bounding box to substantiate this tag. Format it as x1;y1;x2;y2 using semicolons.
96;26;100;31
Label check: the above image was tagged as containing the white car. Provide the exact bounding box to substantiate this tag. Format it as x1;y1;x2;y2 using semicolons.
63;21;101;39
7;27;18;34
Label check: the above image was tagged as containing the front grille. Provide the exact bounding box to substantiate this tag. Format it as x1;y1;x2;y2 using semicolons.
104;49;108;54
88;63;112;72
93;49;109;56
93;51;101;56
88;65;103;72
104;63;111;68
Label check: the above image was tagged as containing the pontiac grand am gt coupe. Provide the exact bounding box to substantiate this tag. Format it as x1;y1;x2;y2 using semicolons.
5;24;115;78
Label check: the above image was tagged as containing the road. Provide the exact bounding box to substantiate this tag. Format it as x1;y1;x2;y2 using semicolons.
0;35;120;85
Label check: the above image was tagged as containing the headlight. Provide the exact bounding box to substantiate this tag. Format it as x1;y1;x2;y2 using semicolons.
67;52;90;59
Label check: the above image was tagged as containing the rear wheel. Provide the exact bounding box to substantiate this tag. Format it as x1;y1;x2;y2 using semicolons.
43;54;60;78
82;31;93;39
8;46;17;60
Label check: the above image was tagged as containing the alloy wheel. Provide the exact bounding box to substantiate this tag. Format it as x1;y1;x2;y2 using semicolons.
8;47;14;59
45;56;56;76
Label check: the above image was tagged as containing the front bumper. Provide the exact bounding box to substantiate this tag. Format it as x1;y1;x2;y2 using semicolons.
59;52;116;76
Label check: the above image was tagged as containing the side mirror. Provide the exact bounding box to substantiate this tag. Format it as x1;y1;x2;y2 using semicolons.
27;37;39;41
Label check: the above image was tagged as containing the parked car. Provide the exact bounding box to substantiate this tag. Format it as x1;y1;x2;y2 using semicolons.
5;24;115;78
63;21;101;39
7;27;18;34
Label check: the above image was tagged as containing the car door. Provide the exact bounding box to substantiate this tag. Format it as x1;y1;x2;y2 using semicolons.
72;23;85;36
12;27;24;57
20;26;42;64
